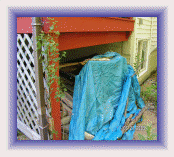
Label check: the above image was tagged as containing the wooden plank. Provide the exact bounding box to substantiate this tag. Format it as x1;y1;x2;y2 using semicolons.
60;101;72;115
136;25;151;30
61;116;71;125
121;106;148;134
136;29;151;34
17;17;134;33
61;92;73;108
49;34;62;140
58;31;129;51
42;17;134;33
64;92;73;103
17;17;134;51
17;119;41;140
32;17;49;140
136;33;151;39
152;29;157;34
152;25;157;29
153;21;157;25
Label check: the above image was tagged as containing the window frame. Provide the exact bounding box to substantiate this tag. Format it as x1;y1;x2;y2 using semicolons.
135;38;150;77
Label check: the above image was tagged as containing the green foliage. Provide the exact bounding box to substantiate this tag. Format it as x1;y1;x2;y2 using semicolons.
51;129;59;138
133;53;144;77
138;124;157;141
36;18;68;138
36;17;67;103
141;82;157;109
17;129;23;136
138;134;146;140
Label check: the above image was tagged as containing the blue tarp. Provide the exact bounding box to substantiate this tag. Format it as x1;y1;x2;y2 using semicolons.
69;52;145;140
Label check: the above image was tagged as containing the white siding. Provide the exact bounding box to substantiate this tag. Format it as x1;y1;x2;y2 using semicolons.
134;17;157;54
121;17;157;70
151;17;157;52
122;17;157;77
136;17;152;26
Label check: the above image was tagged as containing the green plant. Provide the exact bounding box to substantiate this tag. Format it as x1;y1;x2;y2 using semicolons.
36;17;67;102
133;53;144;77
36;18;67;139
17;129;23;136
141;82;157;109
138;124;157;140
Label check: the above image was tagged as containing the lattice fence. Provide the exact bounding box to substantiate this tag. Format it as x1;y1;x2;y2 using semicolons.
17;33;51;140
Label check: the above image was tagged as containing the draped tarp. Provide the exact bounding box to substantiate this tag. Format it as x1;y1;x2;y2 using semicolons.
69;52;145;140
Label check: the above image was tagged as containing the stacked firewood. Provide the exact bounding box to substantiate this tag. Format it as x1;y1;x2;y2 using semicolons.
59;67;96;140
60;92;73;140
58;59;151;140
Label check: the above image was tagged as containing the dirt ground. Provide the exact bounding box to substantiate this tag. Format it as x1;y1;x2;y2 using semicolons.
133;72;157;140
17;72;157;141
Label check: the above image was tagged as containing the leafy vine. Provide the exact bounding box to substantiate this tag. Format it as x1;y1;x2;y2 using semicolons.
35;17;68;139
36;17;67;104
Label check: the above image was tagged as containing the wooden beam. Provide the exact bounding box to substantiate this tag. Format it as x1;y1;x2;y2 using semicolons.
42;17;134;33
49;34;62;140
32;17;49;140
58;31;129;51
121;106;148;134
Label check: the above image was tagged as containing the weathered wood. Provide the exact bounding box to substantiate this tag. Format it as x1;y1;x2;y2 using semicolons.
124;98;129;117
61;116;71;125
60;101;72;115
47;117;54;133
85;132;94;140
17;119;41;140
59;56;115;68
121;106;148;134
62;108;68;117
65;92;73;103
60;61;84;68
61;94;73;109
61;132;69;140
62;124;69;133
124;114;134;126
32;17;48;140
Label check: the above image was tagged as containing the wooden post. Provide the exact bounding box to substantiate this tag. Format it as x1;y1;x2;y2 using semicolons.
32;17;49;140
49;33;62;140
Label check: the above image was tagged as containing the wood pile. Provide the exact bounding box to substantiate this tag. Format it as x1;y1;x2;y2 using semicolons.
59;63;97;140
58;57;151;140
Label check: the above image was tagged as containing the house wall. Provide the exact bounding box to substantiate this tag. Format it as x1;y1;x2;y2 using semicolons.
121;18;157;65
122;29;135;65
138;48;157;85
135;17;157;83
135;17;157;54
121;17;157;84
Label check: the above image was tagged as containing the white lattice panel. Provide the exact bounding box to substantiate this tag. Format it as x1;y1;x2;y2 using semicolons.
17;33;51;140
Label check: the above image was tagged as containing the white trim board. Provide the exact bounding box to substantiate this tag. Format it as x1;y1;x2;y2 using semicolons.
17;118;41;140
